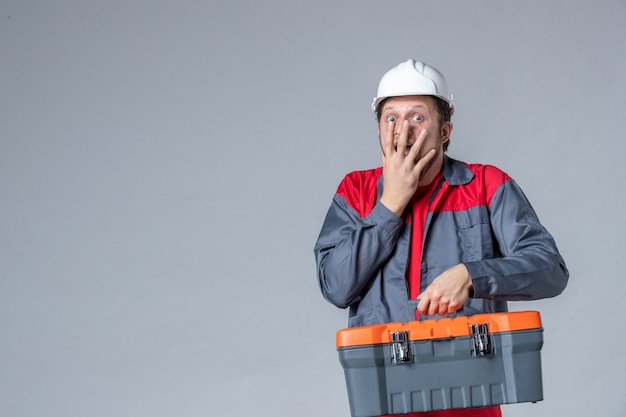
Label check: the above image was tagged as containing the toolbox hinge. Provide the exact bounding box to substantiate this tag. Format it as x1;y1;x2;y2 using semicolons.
390;331;413;364
470;323;494;357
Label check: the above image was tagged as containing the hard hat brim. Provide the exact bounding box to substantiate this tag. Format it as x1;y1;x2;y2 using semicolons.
371;94;455;113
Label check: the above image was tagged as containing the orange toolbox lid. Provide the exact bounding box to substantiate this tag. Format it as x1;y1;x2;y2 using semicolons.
336;311;542;348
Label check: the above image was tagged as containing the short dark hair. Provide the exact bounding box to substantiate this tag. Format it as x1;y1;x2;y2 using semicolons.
375;96;454;151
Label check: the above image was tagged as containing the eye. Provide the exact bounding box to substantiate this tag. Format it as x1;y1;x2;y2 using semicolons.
386;116;397;122
412;114;424;122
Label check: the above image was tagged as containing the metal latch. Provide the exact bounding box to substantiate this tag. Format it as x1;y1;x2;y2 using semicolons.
391;331;413;364
470;324;494;356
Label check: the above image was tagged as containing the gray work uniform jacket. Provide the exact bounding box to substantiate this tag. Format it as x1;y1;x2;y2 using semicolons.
314;156;568;327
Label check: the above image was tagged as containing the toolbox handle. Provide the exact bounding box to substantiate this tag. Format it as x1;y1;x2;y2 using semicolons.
413;298;460;322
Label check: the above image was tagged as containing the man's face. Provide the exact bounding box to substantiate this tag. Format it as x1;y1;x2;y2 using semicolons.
377;95;451;160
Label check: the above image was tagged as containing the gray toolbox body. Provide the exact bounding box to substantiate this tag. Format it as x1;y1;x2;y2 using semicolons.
336;311;544;417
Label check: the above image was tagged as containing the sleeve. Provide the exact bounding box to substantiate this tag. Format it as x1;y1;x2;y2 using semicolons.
314;193;403;309
464;179;569;300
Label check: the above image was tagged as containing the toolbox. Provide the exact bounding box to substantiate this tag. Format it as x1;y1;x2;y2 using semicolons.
336;311;544;417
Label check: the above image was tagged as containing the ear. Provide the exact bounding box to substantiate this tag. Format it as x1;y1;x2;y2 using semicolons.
440;121;453;145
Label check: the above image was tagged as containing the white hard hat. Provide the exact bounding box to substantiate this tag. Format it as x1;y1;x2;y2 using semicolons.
372;59;454;112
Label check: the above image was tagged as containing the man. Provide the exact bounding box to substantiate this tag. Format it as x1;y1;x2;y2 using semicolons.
314;59;569;417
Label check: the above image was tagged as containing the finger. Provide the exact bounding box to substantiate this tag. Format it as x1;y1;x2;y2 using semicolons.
414;148;436;172
416;295;428;315
438;302;450;316
408;129;428;160
448;299;463;314
408;129;430;163
397;120;410;155
421;289;443;316
381;119;395;157
427;299;437;316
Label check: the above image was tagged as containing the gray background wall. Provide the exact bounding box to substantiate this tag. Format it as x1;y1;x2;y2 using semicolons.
1;1;625;416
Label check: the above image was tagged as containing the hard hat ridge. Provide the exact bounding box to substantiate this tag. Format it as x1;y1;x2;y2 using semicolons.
372;59;454;112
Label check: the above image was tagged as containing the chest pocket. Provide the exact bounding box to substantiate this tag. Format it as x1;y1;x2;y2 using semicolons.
422;206;496;267
456;206;497;261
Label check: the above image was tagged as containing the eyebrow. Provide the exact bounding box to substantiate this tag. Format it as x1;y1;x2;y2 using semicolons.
382;104;429;112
